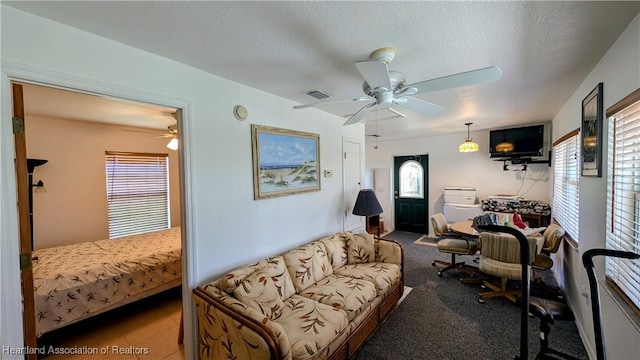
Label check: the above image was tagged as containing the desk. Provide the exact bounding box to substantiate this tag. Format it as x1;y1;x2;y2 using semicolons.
449;221;545;254
450;221;479;238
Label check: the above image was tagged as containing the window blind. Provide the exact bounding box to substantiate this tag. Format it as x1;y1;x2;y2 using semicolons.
607;98;640;311
105;152;170;238
552;130;580;241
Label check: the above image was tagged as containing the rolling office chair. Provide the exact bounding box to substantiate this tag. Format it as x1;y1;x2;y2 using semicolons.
431;213;479;277
477;231;537;303
531;224;565;272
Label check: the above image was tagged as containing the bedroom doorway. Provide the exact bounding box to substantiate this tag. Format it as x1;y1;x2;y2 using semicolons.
11;81;186;355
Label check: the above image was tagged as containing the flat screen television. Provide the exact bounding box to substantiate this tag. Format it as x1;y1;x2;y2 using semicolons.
489;124;545;158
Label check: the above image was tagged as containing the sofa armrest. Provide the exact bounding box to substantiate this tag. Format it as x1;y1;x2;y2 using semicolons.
374;238;403;266
193;286;292;360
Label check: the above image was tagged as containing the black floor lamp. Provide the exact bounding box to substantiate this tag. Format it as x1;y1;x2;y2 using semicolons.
352;189;383;236
27;158;47;250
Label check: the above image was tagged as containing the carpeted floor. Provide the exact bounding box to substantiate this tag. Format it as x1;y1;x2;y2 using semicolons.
356;231;588;360
383;231;424;242
414;236;438;247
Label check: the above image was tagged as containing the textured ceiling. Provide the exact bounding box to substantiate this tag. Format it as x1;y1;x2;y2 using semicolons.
6;1;640;141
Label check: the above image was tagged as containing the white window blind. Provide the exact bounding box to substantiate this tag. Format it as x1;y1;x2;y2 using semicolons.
552;130;580;241
607;97;640;312
106;152;170;238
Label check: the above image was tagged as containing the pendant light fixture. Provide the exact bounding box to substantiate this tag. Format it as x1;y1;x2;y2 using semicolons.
496;131;514;153
459;122;479;153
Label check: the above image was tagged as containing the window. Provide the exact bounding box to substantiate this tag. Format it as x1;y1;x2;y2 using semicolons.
606;89;640;314
399;160;424;199
552;129;580;241
105;151;170;238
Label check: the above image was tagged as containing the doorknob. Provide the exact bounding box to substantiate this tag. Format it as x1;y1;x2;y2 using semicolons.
394;190;399;199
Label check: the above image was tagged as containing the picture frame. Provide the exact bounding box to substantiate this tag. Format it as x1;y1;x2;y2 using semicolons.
581;82;603;177
251;124;321;200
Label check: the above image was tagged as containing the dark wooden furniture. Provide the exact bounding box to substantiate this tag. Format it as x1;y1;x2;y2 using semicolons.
366;215;384;236
520;213;551;228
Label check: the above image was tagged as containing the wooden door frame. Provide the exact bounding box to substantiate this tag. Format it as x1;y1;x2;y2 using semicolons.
0;61;197;358
342;137;364;232
12;83;38;359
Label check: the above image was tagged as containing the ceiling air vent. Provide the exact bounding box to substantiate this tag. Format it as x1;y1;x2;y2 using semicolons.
305;89;330;100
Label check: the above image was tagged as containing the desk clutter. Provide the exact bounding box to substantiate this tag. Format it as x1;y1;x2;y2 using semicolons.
481;199;551;227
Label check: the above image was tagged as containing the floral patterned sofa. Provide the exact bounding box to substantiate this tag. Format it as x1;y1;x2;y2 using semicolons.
192;231;404;360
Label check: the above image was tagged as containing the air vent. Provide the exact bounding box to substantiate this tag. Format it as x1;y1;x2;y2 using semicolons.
305;89;330;100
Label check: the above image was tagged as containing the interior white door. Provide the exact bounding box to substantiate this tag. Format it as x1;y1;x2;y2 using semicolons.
343;139;362;232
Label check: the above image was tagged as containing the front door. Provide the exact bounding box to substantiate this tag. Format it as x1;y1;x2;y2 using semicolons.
394;155;428;234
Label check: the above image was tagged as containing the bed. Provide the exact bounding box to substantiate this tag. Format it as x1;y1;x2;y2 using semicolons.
32;226;182;337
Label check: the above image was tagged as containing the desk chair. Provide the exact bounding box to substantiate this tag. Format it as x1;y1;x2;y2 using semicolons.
431;213;479;277
478;231;537;303
532;224;565;272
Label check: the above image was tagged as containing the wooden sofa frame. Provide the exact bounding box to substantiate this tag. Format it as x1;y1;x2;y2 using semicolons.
192;237;404;360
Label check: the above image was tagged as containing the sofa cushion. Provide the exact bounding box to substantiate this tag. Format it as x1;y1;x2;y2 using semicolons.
218;256;296;300
347;232;375;264
318;232;349;270
334;262;401;295
283;241;333;292
263;256;297;300
218;260;263;293
233;269;286;320
274;295;348;360
298;274;377;321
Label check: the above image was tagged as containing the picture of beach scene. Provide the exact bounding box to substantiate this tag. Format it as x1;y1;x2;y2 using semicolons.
252;125;320;199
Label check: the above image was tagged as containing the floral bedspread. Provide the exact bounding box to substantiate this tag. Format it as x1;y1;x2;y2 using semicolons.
32;227;182;336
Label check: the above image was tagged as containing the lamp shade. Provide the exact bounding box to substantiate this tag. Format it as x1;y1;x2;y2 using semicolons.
352;189;383;216
458;139;479;152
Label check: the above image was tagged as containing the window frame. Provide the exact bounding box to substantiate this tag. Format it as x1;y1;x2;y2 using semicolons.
398;160;424;199
105;151;170;239
605;88;640;317
552;128;581;244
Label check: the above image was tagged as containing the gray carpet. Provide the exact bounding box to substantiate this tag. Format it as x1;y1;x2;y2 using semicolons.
356;232;588;360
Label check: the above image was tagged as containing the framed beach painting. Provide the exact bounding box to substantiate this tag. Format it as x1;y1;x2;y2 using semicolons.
251;125;320;200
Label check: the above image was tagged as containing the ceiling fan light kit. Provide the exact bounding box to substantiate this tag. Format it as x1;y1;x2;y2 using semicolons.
166;138;178;150
459;122;479;153
293;47;502;126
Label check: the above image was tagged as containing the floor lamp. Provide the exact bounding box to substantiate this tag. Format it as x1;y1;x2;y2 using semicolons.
352;189;383;236
27;158;47;250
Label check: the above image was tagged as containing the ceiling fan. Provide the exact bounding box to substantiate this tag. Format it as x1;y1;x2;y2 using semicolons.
294;47;502;125
121;123;177;139
120;123;178;149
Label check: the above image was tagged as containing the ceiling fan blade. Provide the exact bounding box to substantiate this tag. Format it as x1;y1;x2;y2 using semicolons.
293;96;371;109
120;128;160;134
406;66;503;95
343;102;377;126
354;60;392;91
394;96;444;117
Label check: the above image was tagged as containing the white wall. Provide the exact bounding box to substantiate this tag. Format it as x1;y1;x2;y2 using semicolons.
25;115;181;249
0;6;364;359
365;129;551;234
551;13;640;360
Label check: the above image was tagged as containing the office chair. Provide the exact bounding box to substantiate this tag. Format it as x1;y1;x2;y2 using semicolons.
431;213;479;277
477;231;537;303
532;224;565;271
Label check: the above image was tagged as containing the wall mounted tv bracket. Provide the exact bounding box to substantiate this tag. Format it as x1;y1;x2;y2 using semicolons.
497;151;551;171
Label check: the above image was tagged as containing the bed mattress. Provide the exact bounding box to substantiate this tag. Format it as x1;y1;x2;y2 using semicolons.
32;227;182;336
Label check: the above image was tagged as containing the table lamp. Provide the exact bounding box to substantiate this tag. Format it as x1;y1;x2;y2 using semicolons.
352;189;384;236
